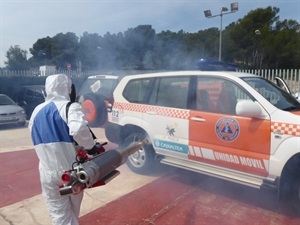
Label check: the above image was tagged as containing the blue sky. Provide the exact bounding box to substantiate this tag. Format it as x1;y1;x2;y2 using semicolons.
0;0;299;67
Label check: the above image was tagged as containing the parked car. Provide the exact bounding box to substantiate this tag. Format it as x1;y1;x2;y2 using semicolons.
275;76;300;102
0;94;27;127
77;75;121;127
13;85;46;119
105;71;300;214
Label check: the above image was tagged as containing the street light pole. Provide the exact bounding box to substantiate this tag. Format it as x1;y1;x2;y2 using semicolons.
219;12;224;61
254;29;261;71
204;3;238;61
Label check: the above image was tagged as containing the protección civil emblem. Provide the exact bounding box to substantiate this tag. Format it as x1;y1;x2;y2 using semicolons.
215;117;240;142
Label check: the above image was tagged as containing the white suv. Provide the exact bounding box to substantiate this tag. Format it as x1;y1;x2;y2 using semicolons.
105;71;300;214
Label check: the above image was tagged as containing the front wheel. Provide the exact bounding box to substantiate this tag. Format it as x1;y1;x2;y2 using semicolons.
280;156;300;216
290;178;300;215
123;133;155;175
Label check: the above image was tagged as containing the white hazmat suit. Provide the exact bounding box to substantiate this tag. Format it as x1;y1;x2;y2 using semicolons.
29;74;95;225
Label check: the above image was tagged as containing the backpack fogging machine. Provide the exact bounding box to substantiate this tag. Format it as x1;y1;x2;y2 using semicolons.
59;139;148;196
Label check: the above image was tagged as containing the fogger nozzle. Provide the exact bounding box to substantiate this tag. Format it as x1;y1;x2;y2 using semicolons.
118;138;149;163
78;139;148;185
59;139;148;195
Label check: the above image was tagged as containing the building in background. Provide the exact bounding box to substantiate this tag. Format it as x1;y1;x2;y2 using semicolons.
39;65;56;76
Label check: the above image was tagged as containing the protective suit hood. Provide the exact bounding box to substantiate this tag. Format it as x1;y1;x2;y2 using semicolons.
45;74;71;101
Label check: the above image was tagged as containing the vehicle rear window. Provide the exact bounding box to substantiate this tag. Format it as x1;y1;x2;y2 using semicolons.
79;79;117;99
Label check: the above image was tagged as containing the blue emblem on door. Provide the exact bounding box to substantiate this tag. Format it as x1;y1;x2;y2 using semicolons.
216;117;240;142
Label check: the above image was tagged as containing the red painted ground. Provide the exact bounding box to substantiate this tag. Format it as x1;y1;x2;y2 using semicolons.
1;148;300;225
79;170;300;225
0;149;40;207
0;143;117;207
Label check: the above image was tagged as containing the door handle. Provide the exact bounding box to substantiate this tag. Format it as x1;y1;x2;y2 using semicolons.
191;117;206;122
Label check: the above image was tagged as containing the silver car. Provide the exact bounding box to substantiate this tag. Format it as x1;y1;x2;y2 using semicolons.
0;94;27;127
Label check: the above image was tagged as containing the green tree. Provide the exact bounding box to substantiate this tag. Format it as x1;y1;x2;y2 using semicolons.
4;45;30;70
155;30;186;69
122;25;156;69
29;32;79;70
265;19;300;69
228;6;280;68
222;23;239;63
77;32;102;70
29;36;53;67
21;6;299;71
99;32;125;69
51;32;79;70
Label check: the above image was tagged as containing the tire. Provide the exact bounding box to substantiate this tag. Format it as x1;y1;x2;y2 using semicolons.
82;93;107;127
123;132;156;175
281;156;300;216
290;177;300;215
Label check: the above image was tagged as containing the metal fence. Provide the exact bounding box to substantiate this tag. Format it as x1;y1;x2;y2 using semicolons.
1;68;299;94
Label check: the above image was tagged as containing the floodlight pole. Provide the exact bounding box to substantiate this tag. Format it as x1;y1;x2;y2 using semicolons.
204;3;238;61
219;12;224;62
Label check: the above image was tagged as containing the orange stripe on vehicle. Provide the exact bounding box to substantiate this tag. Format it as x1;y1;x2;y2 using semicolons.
114;102;190;119
188;146;202;157
271;122;300;136
188;145;269;176
291;111;300;116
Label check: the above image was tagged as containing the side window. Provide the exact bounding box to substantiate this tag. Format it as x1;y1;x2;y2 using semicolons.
123;78;151;103
25;89;34;98
149;76;189;109
33;89;44;98
196;77;251;115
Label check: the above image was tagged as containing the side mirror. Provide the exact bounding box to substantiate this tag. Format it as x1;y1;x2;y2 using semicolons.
236;100;263;118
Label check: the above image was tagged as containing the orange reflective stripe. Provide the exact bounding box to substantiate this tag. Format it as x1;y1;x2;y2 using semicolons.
114;102;190;119
271;122;300;136
188;145;269;176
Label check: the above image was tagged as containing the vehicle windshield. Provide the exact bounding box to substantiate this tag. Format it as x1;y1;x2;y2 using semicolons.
0;95;16;105
242;77;300;111
78;78;117;99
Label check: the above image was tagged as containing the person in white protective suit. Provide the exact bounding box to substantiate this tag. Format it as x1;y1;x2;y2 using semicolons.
29;74;96;225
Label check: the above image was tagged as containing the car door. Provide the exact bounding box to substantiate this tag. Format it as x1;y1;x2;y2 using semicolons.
144;76;191;159
189;76;271;177
24;87;45;117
